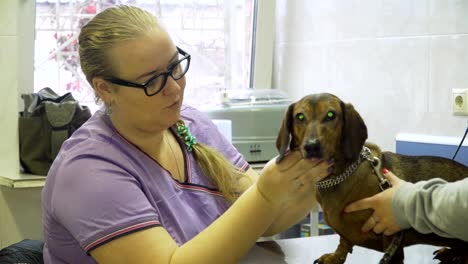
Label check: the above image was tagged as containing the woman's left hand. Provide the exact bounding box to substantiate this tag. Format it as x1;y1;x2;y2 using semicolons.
260;151;332;204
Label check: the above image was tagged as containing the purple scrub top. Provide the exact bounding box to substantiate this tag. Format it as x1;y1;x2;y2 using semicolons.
42;105;249;263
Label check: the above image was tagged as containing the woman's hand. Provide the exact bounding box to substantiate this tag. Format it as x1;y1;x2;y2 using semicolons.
344;169;406;236
256;151;332;207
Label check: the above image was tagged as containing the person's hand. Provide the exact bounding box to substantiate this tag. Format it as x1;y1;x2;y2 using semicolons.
344;169;406;236
256;151;332;207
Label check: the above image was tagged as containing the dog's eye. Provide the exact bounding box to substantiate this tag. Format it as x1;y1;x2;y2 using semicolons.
324;111;335;121
295;113;305;122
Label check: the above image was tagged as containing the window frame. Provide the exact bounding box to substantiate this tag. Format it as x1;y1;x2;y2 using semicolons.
250;0;275;90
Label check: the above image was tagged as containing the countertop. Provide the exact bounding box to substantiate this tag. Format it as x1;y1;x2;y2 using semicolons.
0;172;46;188
241;234;440;264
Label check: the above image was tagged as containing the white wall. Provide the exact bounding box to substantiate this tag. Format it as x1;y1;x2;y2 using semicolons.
273;0;468;151
0;0;41;248
0;0;20;177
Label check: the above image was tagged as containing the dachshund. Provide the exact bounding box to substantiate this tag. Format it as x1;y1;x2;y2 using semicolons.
276;93;468;264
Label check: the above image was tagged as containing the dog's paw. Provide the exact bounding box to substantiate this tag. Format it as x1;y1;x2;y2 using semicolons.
433;247;468;264
313;259;322;264
313;253;346;264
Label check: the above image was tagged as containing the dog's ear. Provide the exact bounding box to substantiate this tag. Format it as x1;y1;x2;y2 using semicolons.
341;102;368;161
276;103;295;162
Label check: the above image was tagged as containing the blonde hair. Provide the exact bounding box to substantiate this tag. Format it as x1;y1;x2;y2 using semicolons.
79;6;249;202
193;143;249;202
78;5;161;88
176;120;251;203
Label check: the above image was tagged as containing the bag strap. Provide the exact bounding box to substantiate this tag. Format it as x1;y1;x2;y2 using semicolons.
44;101;77;158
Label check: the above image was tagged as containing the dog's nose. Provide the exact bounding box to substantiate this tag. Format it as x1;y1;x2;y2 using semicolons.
303;139;322;158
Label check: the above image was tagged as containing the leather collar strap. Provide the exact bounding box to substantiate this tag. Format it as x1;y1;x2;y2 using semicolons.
379;233;404;264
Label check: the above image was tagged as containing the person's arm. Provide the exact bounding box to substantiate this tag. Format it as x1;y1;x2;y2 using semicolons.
393;177;468;241
345;170;468;242
91;184;278;264
240;159;331;237
91;151;325;264
262;185;320;236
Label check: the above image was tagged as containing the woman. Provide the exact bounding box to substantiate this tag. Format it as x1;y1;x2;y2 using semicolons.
41;5;333;263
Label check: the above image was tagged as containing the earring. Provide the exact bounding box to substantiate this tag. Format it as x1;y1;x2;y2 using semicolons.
105;100;113;116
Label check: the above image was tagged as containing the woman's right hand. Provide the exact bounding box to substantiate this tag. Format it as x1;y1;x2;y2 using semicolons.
256;151;331;207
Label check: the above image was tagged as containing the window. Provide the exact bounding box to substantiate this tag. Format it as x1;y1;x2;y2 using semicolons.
34;0;255;111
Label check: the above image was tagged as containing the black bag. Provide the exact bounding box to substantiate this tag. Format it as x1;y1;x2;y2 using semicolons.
19;87;91;175
0;239;44;264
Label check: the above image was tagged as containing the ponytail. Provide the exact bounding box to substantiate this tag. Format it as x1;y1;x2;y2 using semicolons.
176;120;250;203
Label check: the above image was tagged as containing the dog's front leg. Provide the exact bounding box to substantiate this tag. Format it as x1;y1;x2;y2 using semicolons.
313;236;353;264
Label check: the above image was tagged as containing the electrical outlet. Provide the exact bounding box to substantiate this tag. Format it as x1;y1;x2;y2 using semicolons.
452;88;468;116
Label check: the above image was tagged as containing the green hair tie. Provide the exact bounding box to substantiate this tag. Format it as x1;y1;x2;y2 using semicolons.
176;121;198;152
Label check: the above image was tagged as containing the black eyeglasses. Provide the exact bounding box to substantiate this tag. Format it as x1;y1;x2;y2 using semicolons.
105;47;191;96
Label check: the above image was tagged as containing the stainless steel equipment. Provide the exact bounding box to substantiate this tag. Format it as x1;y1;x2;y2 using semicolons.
201;89;291;163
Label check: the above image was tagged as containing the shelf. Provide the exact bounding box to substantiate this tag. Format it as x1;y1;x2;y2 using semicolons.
0;172;46;189
250;162;267;174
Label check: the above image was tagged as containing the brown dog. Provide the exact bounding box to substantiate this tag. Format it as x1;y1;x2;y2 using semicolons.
276;93;468;264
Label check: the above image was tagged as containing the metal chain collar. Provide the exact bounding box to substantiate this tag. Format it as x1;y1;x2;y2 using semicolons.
316;147;372;190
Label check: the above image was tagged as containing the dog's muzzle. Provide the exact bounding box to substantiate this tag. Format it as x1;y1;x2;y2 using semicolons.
303;138;322;158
